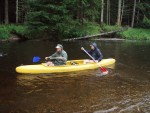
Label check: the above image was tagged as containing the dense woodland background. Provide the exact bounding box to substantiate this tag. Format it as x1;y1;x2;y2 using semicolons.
0;0;150;40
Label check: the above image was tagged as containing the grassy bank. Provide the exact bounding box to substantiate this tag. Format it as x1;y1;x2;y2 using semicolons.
0;24;150;41
66;22;102;38
68;25;150;40
65;23;122;38
118;28;150;40
0;24;26;39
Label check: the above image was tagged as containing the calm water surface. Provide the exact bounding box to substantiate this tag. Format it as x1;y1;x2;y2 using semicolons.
0;40;150;113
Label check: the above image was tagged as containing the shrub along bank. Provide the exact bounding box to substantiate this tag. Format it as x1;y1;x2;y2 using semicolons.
0;24;150;41
0;24;26;40
118;28;150;40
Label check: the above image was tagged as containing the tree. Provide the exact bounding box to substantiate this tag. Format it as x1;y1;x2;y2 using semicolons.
120;0;124;24
5;0;9;24
136;0;140;24
131;0;137;27
83;0;101;22
107;0;110;25
101;0;104;24
26;0;75;39
22;0;150;39
137;0;150;27
76;0;80;20
16;0;18;23
117;0;122;25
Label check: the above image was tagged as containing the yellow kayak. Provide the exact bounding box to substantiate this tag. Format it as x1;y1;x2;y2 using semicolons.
16;58;116;74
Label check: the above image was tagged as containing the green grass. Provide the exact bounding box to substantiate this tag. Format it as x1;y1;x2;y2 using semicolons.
102;25;123;32
0;26;10;39
68;24;150;40
118;28;150;40
66;22;102;38
0;24;27;39
67;24;123;38
1;24;149;40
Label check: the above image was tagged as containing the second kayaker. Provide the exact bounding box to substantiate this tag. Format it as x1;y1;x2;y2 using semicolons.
45;44;68;66
81;42;103;64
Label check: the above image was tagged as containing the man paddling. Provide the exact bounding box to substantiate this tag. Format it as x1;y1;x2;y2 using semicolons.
45;44;68;66
81;43;103;64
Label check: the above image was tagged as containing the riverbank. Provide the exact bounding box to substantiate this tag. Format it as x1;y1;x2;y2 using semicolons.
0;24;150;41
0;24;26;42
118;28;150;40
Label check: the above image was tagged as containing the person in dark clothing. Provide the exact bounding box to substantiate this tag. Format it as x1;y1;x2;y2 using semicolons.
81;43;103;64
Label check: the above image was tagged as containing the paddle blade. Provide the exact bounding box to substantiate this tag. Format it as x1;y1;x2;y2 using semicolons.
100;67;109;75
33;56;41;63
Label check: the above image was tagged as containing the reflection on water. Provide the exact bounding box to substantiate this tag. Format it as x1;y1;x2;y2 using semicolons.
0;40;150;113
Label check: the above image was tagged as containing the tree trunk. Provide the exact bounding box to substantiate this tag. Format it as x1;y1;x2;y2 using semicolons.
81;0;84;25
107;0;111;25
108;0;110;24
101;0;104;24
77;0;80;20
117;0;122;26
136;0;140;24
120;0;124;24
16;0;18;23
131;0;136;27
5;0;9;24
107;0;108;24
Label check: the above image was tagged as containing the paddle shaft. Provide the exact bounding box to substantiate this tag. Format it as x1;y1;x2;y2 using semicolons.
83;48;98;62
82;48;107;72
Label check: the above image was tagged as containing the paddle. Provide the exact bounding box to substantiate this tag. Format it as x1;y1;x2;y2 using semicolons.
32;56;63;63
33;56;41;63
82;47;108;75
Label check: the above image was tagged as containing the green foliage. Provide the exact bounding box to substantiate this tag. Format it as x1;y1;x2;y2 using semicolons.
118;28;150;40
83;0;101;21
137;1;150;18
7;25;27;37
141;16;150;28
0;26;9;39
24;0;150;40
25;0;73;39
25;0;103;39
136;0;150;28
0;25;27;39
66;22;102;38
1;0;149;40
102;25;123;32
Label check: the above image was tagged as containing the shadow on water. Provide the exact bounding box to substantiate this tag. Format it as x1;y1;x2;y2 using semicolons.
0;40;150;113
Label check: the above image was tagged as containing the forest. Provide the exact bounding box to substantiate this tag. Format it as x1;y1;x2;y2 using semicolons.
0;0;150;40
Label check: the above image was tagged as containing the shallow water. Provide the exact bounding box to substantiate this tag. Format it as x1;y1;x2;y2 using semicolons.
0;40;150;113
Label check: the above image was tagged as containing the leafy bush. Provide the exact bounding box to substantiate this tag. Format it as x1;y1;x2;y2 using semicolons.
7;25;27;36
118;28;150;40
65;22;102;38
25;0;102;39
102;25;122;32
0;25;27;39
141;16;150;28
0;26;10;39
25;0;74;39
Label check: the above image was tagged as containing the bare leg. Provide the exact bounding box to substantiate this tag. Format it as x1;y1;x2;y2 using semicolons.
46;61;54;66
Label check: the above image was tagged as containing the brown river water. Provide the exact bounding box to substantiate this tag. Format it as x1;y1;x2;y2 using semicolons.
0;40;150;113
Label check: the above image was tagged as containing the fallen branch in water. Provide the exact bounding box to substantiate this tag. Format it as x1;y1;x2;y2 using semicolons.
63;27;128;41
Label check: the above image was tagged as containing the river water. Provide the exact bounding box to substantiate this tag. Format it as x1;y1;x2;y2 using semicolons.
0;40;149;113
